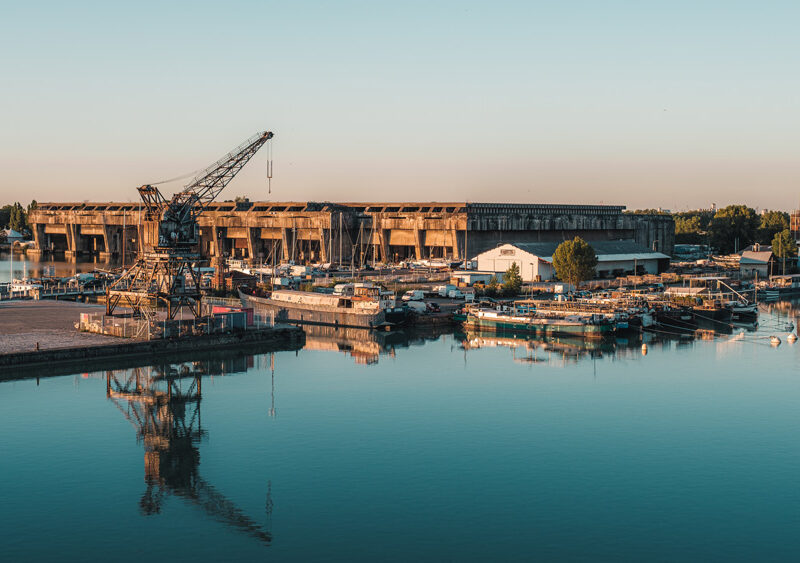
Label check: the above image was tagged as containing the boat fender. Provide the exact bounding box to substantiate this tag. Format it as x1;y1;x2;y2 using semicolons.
641;343;647;356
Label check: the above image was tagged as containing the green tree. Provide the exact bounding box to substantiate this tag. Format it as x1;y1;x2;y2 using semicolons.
552;237;598;288
758;210;789;244
772;229;797;275
484;275;499;297
0;205;11;229
709;205;759;254
501;262;523;296
9;203;27;232
673;209;714;244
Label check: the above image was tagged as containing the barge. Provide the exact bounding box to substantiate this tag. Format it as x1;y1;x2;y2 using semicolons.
239;284;402;329
464;309;614;338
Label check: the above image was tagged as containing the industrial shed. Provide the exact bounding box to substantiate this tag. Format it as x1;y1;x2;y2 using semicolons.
474;241;670;282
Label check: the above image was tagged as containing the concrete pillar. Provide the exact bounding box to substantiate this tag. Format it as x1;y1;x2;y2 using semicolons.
99;225;113;261
379;228;390;263
317;228;328;263
450;228;461;261
65;223;79;261
281;228;292;261
246;228;257;262
28;224;46;259
413;225;425;260
212;227;223;259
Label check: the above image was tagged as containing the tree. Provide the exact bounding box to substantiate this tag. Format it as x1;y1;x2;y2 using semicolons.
0;205;11;229
772;229;797;275
8;202;27;232
552;237;598;288
708;205;759;254
673;209;714;244
501;262;523;296
758;210;789;244
484;275;499;297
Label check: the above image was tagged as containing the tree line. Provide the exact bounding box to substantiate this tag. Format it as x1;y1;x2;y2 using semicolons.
673;205;792;254
0;200;37;233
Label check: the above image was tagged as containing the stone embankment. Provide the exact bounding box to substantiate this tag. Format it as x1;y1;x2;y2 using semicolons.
0;326;305;376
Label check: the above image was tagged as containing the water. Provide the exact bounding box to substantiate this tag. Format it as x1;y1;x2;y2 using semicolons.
2;311;800;561
0;254;116;284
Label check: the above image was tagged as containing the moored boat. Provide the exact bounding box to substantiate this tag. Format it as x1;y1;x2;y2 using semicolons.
239;284;403;329
464;309;614;338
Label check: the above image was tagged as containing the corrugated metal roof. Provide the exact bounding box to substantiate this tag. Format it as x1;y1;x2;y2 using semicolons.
740;250;773;264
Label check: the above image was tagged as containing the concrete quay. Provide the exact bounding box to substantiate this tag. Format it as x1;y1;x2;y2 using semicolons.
0;301;305;374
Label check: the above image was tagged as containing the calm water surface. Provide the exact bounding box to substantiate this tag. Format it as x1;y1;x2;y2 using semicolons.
0;255;116;284
2;309;800;561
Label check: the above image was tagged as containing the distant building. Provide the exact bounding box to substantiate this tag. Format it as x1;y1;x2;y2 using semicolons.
1;229;25;244
740;245;775;279
473;241;670;282
791;210;800;240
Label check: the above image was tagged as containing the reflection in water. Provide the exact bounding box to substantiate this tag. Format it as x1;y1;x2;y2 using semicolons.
302;324;451;364
0;254;116;284
455;329;701;366
104;357;273;545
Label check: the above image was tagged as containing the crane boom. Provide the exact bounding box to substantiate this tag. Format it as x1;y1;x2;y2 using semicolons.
139;131;274;250
106;130;274;320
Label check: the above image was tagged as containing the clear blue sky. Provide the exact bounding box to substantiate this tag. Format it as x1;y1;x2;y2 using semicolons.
1;0;798;210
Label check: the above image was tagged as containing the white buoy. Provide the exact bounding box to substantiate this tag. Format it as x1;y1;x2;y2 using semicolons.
788;333;797;343
641;343;648;356
770;335;781;346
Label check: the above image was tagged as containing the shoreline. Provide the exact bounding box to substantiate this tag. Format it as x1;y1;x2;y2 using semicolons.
0;325;305;379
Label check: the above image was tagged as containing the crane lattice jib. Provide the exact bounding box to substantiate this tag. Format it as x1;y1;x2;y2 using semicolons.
172;131;273;220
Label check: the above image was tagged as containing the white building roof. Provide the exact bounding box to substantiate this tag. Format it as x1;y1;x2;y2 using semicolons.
474;241;670;261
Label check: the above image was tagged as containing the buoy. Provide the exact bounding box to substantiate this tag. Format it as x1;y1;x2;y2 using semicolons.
770;335;781;346
788;333;797;343
641;343;648;356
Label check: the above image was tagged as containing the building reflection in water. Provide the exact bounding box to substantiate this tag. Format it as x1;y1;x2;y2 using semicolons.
301;324;450;365
455;329;697;366
105;357;273;545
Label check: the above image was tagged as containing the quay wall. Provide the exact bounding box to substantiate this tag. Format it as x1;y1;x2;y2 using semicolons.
0;325;305;373
28;201;675;263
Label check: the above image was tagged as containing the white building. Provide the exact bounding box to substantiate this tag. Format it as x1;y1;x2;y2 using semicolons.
739;249;774;279
473;241;670;282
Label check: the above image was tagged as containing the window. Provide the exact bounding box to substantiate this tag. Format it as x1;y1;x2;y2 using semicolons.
500;249;515;256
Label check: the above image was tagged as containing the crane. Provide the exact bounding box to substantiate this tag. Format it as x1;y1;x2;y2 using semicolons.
106;131;274;319
106;363;273;545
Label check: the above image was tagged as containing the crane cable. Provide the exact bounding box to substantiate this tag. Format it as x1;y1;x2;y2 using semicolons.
266;139;273;194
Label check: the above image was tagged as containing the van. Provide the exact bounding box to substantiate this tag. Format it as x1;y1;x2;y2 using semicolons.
401;290;425;302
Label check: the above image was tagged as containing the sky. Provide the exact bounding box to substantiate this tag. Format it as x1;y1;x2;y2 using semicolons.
1;0;799;210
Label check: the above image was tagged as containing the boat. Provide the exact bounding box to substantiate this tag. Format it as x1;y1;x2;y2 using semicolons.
651;305;697;333
727;301;758;322
239;283;402;329
463;309;614;338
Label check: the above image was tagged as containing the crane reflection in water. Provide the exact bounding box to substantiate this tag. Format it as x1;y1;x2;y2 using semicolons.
104;355;274;545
